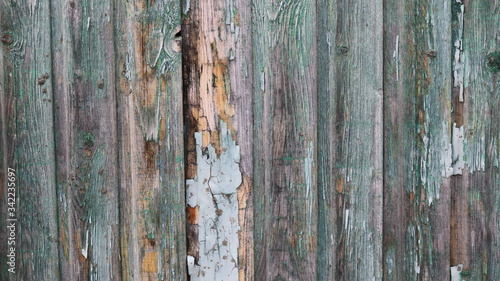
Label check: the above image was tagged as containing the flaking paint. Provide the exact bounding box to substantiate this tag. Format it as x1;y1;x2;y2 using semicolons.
186;121;241;280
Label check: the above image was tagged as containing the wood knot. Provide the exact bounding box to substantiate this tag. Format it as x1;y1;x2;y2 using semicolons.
426;50;437;58
1;34;13;45
38;73;50;85
487;51;500;73
336;44;349;55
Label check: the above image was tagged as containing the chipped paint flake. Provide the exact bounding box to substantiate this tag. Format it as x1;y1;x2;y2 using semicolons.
186;121;241;280
453;0;464;102
452;123;464;175
451;264;463;281
82;229;89;259
392;35;399;81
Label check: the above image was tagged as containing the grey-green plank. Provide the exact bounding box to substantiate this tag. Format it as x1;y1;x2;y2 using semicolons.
253;0;318;279
317;0;383;279
51;0;121;279
383;0;452;279
0;0;60;279
450;0;500;279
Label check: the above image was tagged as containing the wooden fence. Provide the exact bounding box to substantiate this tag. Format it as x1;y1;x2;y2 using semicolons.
1;0;499;280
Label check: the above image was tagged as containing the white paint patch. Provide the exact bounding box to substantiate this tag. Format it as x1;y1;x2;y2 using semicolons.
183;0;190;15
443;143;454;178
451;264;463;281
186;121;241;280
81;229;89;259
344;209;349;230
304;141;314;234
453;0;464;102
452;123;465;175
392;35;399;81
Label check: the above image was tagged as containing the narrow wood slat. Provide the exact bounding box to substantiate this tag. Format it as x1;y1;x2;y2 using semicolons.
252;0;318;279
115;0;186;279
450;0;500;279
0;0;59;279
383;0;452;279
182;0;252;279
317;0;384;279
51;0;121;279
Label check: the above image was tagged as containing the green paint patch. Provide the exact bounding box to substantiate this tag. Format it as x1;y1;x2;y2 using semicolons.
460;270;471;277
79;132;95;149
487;51;500;73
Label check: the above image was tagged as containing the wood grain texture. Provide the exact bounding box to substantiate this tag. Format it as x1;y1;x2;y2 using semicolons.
450;0;500;279
0;0;60;280
182;0;252;279
115;0;186;280
3;0;500;279
317;0;383;280
383;0;452;279
51;0;120;279
252;0;318;279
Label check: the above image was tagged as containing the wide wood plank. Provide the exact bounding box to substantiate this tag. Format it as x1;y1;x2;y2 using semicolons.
51;0;121;279
317;0;383;279
0;0;59;279
383;0;452;279
450;0;500;279
114;0;186;279
252;0;318;279
182;0;253;279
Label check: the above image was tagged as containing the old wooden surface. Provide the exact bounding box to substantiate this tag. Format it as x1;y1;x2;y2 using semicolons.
51;0;120;279
0;0;60;280
182;0;252;279
1;0;500;280
317;0;383;279
383;0;453;279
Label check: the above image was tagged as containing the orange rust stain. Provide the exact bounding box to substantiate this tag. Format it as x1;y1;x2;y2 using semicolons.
211;130;222;155
60;223;69;259
142;251;157;273
212;45;235;128
191;108;200;119
418;109;426;135
76;231;87;263
238;176;254;281
289;235;298;248
144;140;158;172
120;228;130;275
198;117;208;131
202;131;211;148
187;206;199;224
336;178;344;193
132;17;158;110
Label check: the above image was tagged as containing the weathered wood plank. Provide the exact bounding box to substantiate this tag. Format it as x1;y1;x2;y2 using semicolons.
115;0;186;279
0;0;60;279
450;0;500;279
383;0;452;279
317;0;383;279
182;0;252;279
51;0;121;279
252;0;318;279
